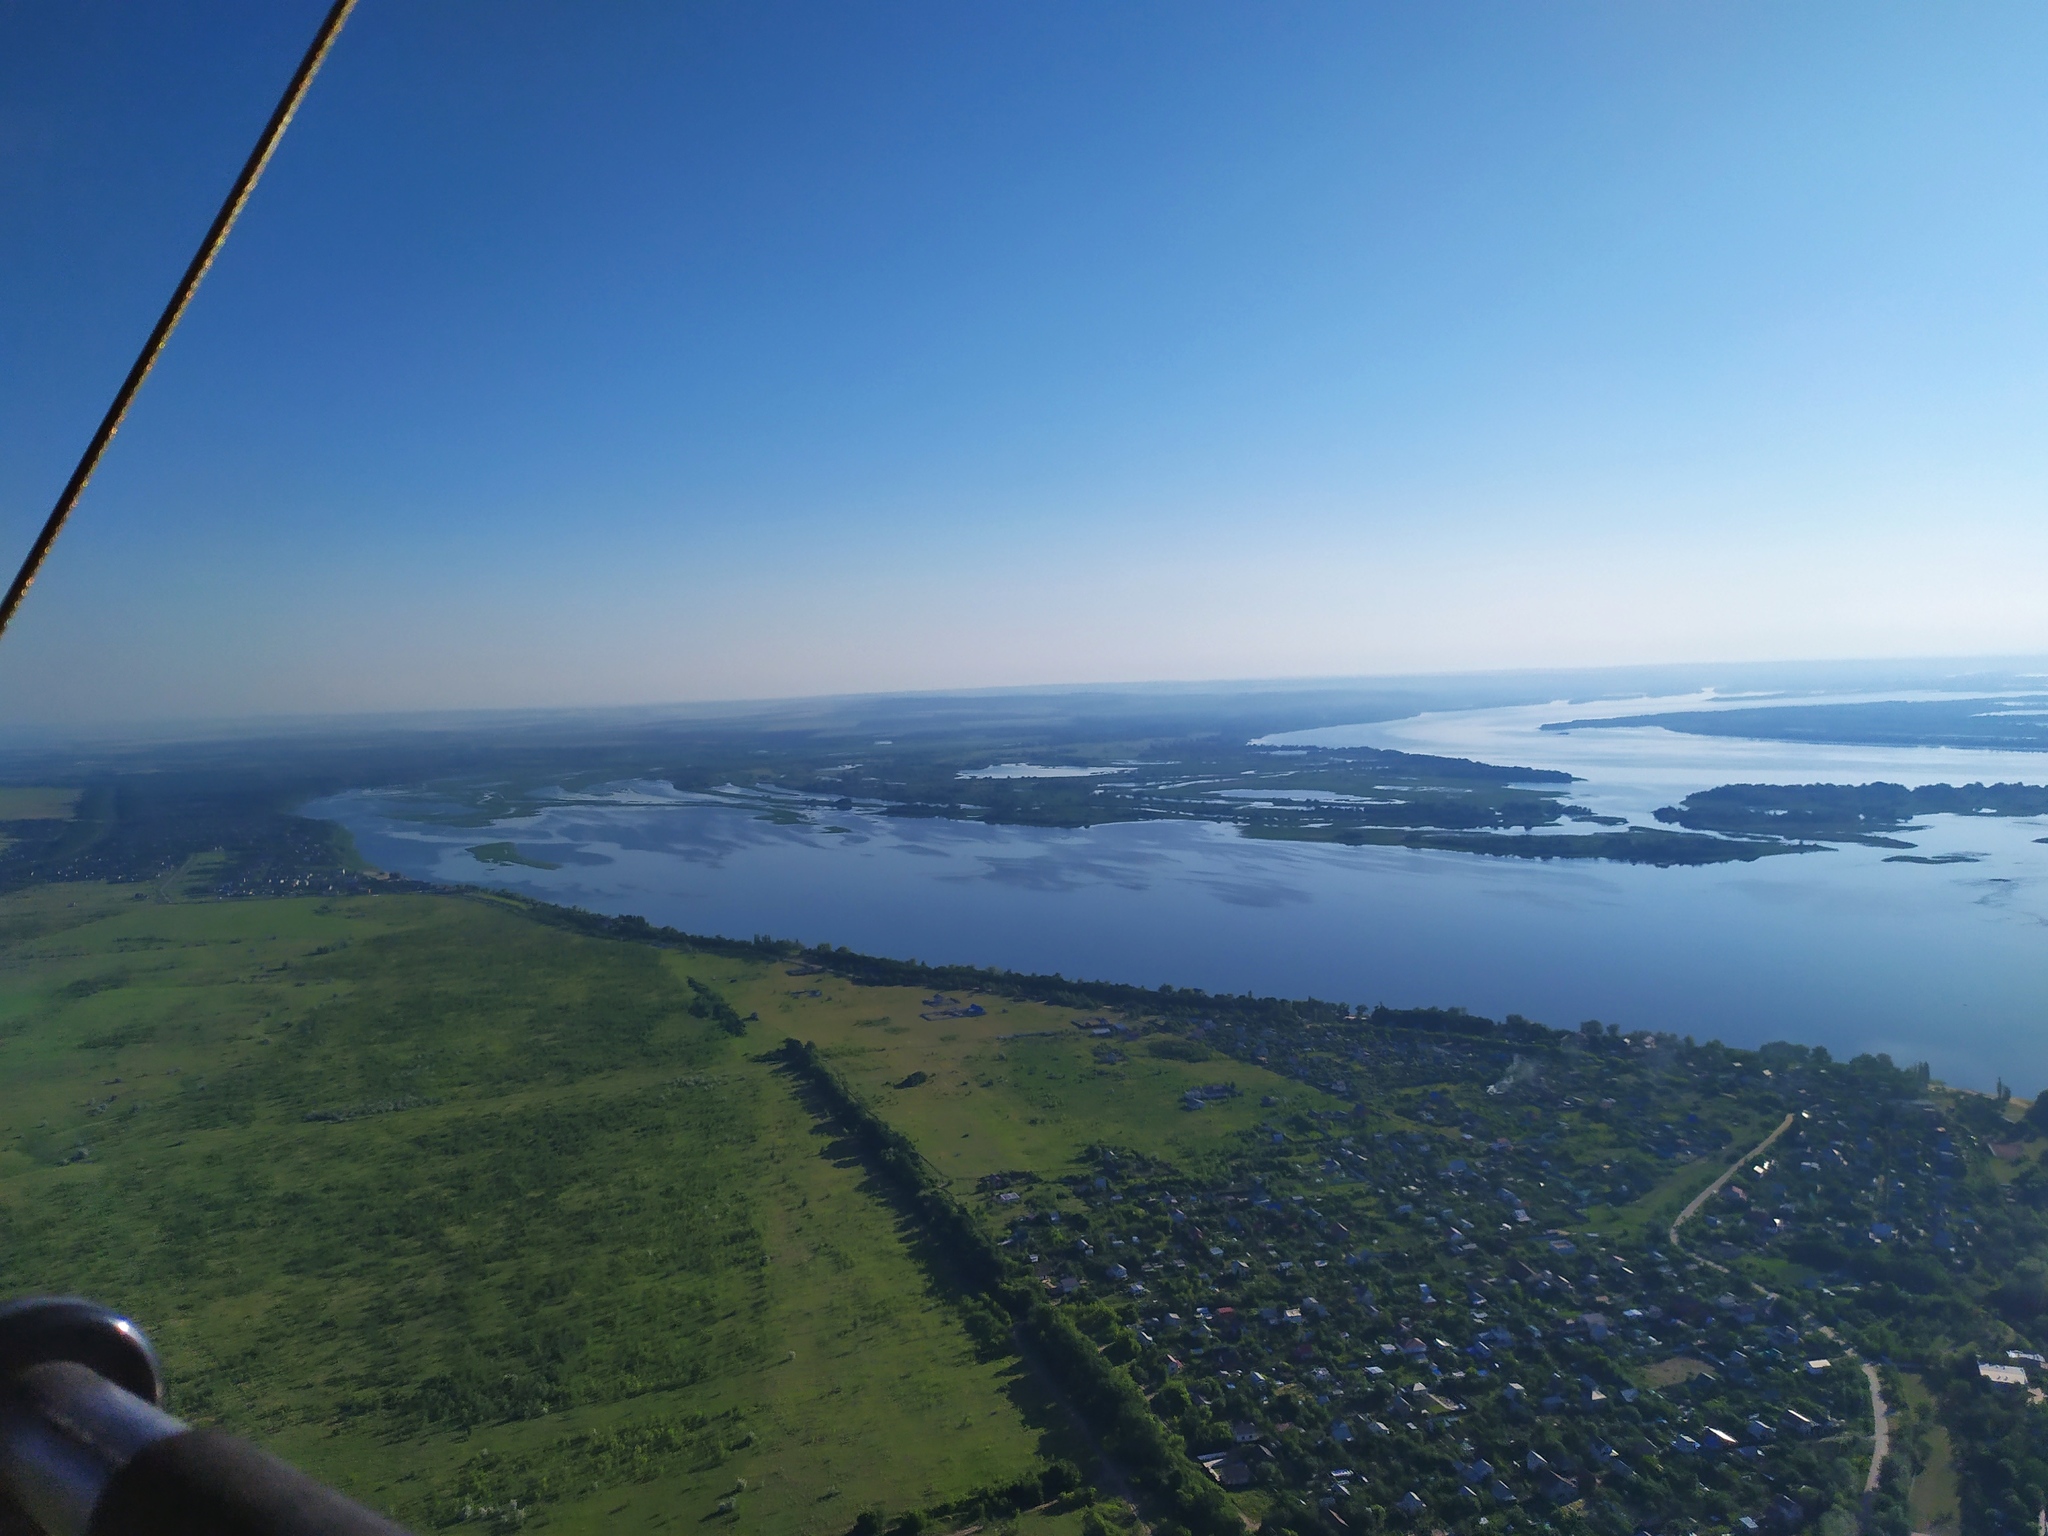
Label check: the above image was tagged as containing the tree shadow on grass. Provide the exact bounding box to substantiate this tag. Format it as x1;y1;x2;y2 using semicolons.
766;1050;1097;1477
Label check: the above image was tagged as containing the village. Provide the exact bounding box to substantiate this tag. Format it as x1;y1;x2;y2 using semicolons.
976;1011;2044;1536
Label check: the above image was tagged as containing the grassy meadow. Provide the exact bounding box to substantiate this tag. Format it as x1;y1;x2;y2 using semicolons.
0;787;81;821
0;883;1095;1534
0;875;1914;1536
721;980;1341;1190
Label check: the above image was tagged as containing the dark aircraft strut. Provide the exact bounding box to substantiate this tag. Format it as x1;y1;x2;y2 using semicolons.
0;1296;407;1536
0;0;357;645
0;6;414;1531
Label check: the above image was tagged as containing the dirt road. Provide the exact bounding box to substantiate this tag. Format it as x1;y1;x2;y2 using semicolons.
1669;1113;1796;1246
1862;1362;1889;1494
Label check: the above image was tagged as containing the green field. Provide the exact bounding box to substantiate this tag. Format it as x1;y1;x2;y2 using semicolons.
1896;1371;1962;1536
0;786;81;855
5;879;2045;1536
723;990;1333;1192
0;787;81;821
0;884;1088;1534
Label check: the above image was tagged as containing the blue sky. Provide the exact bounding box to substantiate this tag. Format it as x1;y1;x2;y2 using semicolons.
3;2;2047;723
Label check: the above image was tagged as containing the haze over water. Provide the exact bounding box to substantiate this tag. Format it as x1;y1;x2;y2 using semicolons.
1268;688;2048;822
312;692;2048;1094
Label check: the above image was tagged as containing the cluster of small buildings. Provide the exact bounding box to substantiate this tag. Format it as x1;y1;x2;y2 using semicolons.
981;1018;1991;1532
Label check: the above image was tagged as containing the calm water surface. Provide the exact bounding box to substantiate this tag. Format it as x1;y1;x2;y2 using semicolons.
309;693;2048;1091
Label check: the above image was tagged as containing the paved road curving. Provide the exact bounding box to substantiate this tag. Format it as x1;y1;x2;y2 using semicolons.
1669;1113;1797;1247
1816;1326;1890;1499
1862;1362;1889;1494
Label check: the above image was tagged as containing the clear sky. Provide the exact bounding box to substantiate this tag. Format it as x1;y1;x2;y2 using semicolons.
3;2;2047;725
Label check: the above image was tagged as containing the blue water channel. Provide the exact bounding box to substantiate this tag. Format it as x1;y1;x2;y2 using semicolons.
308;692;2048;1093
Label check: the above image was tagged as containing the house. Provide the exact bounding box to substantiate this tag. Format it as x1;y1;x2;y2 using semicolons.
1579;1313;1611;1343
1232;1421;1261;1444
1980;1362;2029;1387
1703;1428;1740;1453
1804;1359;1832;1376
1395;1492;1426;1516
1198;1453;1250;1489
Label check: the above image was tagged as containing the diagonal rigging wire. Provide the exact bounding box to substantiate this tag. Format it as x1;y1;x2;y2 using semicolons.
0;0;358;646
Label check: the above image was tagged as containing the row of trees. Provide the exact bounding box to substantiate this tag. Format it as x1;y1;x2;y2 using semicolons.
777;1038;1242;1536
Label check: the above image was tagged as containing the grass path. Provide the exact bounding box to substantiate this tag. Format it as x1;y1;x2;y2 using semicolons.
1667;1112;1796;1246
1897;1373;1960;1536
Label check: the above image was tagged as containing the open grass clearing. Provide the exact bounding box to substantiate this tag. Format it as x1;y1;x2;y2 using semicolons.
707;972;1342;1196
1892;1371;1961;1536
0;885;1076;1534
0;786;80;820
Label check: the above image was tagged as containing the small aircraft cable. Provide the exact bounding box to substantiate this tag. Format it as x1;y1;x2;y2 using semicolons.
0;0;358;645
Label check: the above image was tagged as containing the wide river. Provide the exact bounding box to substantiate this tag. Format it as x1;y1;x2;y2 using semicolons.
308;692;2048;1092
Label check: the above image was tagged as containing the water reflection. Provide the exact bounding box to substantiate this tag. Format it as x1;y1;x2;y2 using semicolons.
311;754;2048;1093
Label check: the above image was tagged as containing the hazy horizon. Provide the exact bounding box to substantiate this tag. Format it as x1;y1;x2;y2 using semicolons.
7;3;2048;725
2;651;2044;753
